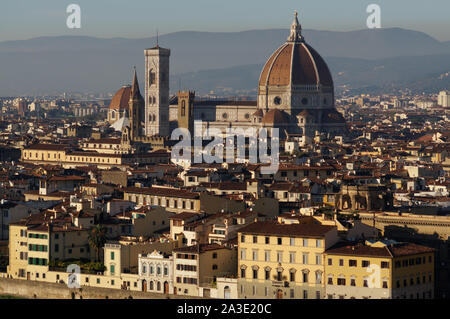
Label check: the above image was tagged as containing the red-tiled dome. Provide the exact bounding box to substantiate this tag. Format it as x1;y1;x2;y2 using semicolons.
258;12;333;88
109;85;131;110
259;42;333;87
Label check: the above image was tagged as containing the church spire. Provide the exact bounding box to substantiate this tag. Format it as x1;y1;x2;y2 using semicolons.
287;10;303;42
131;66;141;98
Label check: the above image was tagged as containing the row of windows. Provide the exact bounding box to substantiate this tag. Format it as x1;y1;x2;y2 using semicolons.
176;264;197;272
241;235;322;248
240;267;322;284
240;249;322;265
28;244;48;252
28;233;47;239
176;253;197;260
395;256;432;268
67;156;119;164
28;257;48;266
395;274;433;288
328;258;390;269
240;285;321;299
329;277;389;288
142;264;170;276
130;195;195;210
176;277;197;285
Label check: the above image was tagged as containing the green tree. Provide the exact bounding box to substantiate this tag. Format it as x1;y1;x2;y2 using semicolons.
88;225;107;262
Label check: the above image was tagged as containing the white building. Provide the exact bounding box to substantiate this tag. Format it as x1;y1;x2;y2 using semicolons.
138;250;174;294
438;91;450;107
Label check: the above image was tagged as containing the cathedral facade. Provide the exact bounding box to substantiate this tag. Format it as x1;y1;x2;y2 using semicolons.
108;12;346;142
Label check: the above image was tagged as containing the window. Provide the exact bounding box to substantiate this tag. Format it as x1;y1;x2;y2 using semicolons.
253;236;258;244
316;291;321;299
277;252;283;263
349;260;357;267
264;251;270;262
339;259;344;266
110;252;115;260
289;252;295;263
316;240;321;248
302;239;308;247
277;238;282;245
110;265;115;275
212;252;217;259
290;289;294;298
212;264;218;270
328;258;332;266
316;272;322;284
363;279;368;287
362;260;370;267
240;249;246;260
302;253;309;265
350;278;356;286
252;250;258;261
302;272;308;283
315;254;322;265
265;237;270;244
303;290;308;299
337;278;346;286
328;277;333;285
240;268;246;278
253;269;258;279
381;261;389;269
290;238;295;246
265;270;270;280
241;235;245;243
382;280;388;288
290;272;295;282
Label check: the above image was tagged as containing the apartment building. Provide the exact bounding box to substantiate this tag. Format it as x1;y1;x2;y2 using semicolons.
237;220;339;299
172;244;237;297
8;216;93;281
122;186;201;213
324;240;435;299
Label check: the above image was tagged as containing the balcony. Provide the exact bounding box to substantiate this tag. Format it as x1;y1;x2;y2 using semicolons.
272;280;289;288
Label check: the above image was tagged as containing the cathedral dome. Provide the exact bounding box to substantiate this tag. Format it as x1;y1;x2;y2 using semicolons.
109;85;131;110
258;13;333;88
261;109;291;125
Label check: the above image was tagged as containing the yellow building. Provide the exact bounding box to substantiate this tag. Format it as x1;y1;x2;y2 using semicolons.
324;240;435;299
8;217;94;281
237;220;339;299
21;143;170;168
123;186;201;213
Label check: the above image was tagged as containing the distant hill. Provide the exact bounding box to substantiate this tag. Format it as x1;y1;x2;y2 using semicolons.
171;54;450;95
0;28;449;95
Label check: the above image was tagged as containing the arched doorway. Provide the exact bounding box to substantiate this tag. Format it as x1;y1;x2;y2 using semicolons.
142;279;147;292
224;286;231;299
276;289;283;299
164;281;169;294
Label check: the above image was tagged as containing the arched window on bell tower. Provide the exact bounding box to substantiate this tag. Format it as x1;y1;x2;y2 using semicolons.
149;69;156;85
181;100;186;116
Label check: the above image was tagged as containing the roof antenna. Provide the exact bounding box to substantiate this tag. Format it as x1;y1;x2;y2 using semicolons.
156;29;159;47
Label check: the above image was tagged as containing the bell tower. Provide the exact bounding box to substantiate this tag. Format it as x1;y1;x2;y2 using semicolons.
177;91;195;134
145;45;170;137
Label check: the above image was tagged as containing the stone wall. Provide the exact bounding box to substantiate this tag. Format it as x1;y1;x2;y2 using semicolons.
0;277;201;299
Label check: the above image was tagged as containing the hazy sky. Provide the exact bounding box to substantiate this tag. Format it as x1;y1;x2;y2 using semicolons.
1;0;450;42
